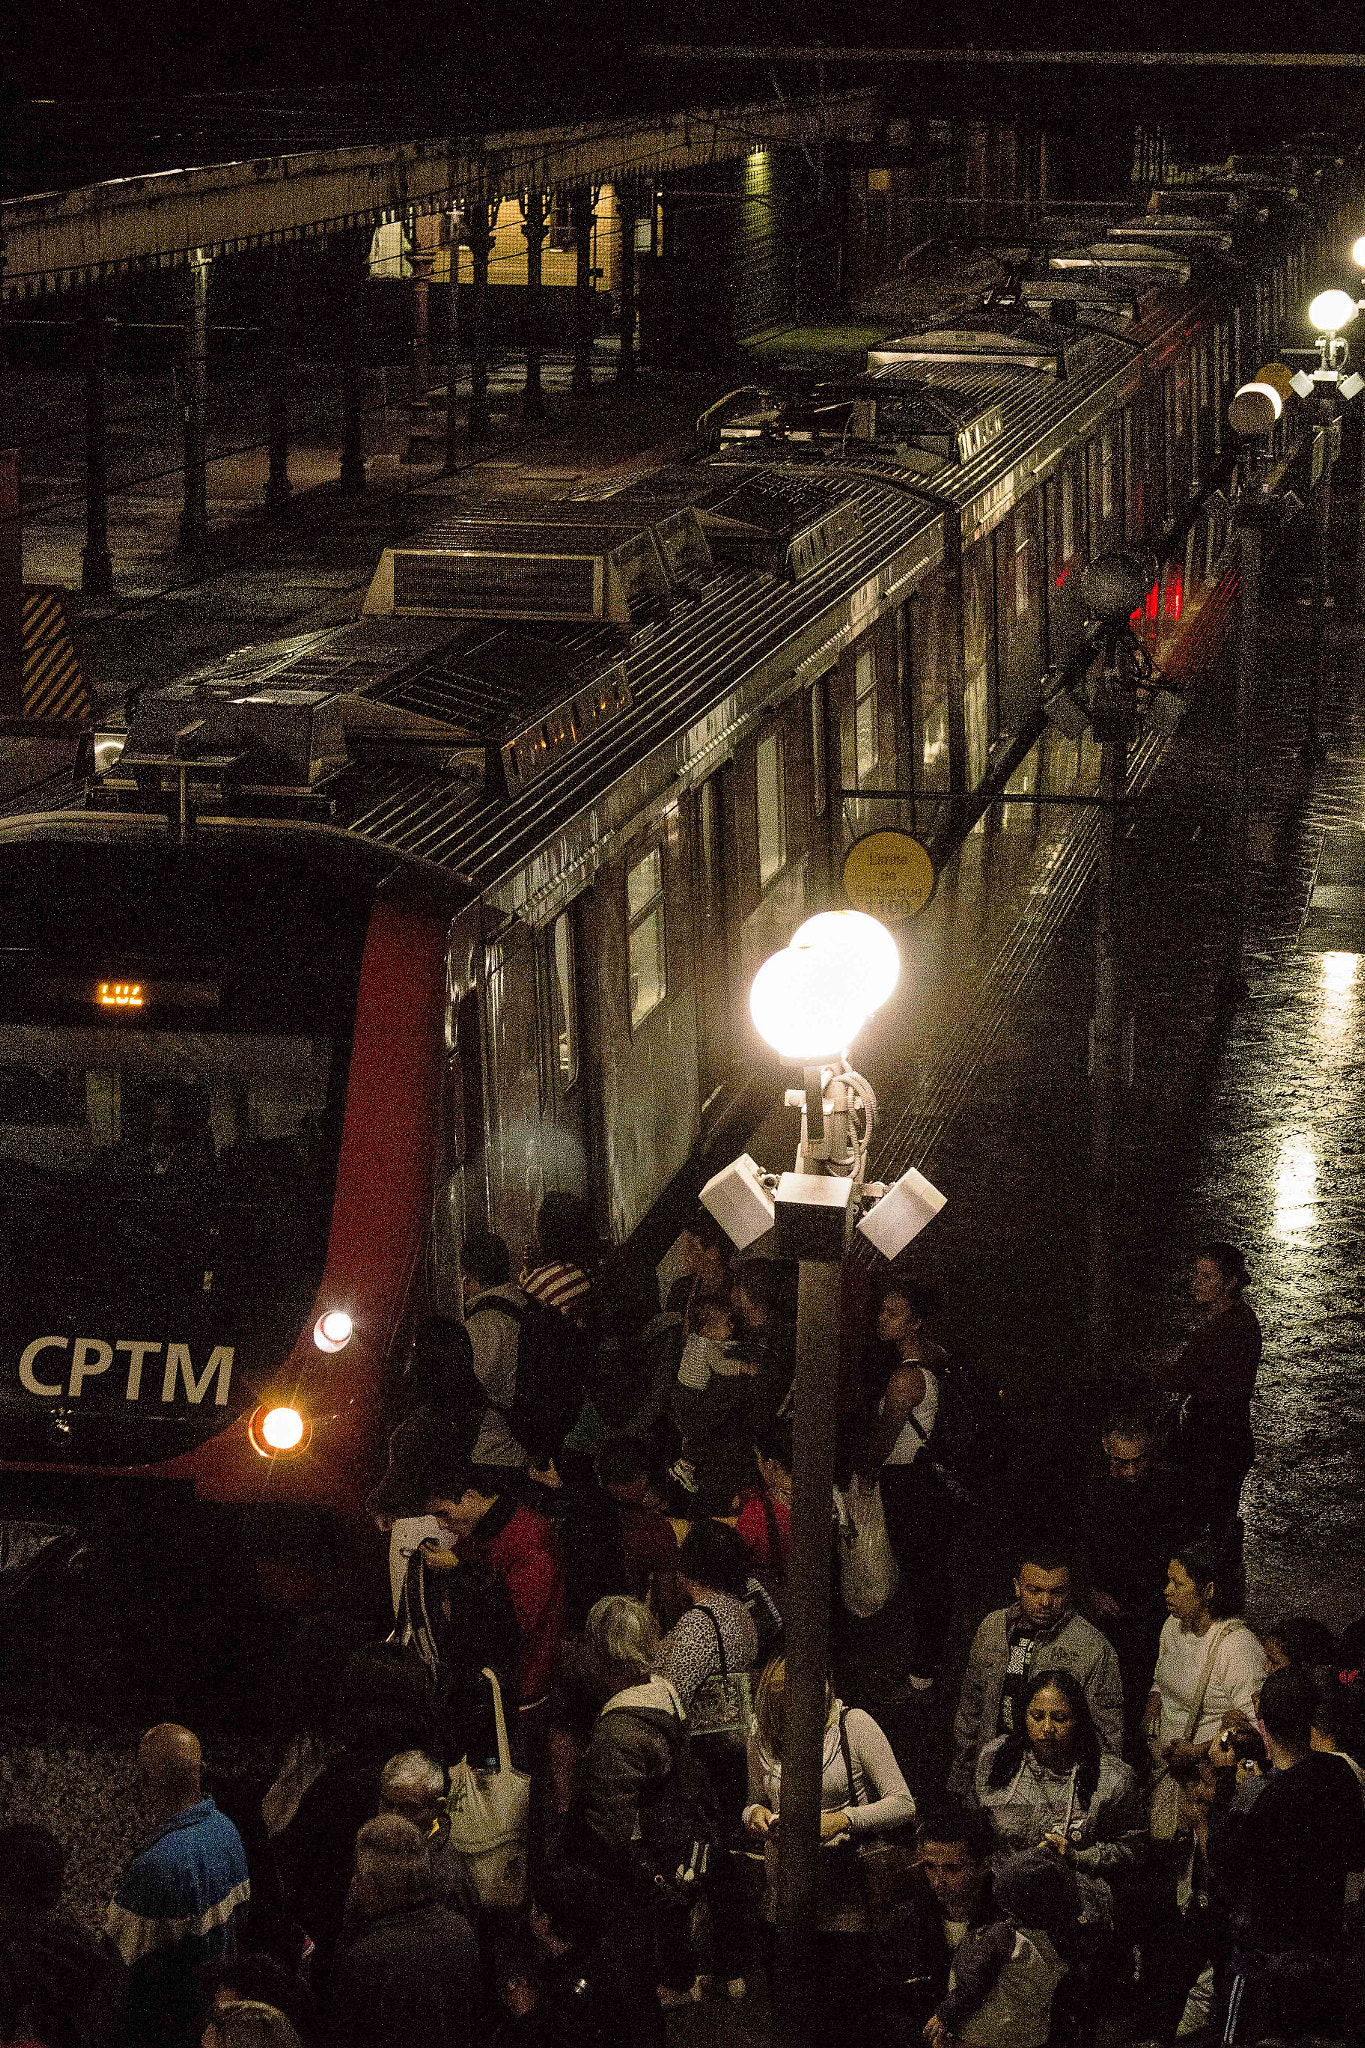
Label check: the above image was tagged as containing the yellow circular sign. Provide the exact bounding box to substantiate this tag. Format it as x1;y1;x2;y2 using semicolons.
842;829;936;924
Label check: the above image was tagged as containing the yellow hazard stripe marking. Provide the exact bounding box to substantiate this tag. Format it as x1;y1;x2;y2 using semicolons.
21;589;92;720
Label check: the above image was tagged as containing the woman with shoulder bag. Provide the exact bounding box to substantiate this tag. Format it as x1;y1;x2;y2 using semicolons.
1143;1541;1266;1839
743;1658;916;2035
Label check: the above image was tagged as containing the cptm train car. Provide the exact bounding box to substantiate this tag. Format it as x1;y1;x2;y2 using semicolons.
0;155;1330;1608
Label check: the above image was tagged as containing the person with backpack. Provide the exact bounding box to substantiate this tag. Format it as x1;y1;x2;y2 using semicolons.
456;1208;596;1476
461;1232;530;1471
565;1597;719;2024
865;1280;954;1690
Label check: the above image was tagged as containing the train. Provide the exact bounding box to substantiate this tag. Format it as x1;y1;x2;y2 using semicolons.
0;145;1342;1613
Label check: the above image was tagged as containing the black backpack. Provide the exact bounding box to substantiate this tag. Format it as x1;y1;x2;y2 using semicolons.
604;1704;727;1901
467;1295;592;1466
905;1357;1014;1511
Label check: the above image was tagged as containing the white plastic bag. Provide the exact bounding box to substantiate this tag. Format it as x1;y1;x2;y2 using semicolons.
445;1667;531;1909
836;1474;900;1620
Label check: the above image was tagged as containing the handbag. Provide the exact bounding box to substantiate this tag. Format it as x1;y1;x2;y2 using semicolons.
836;1474;900;1620
1148;1619;1241;1843
445;1667;531;1909
687;1606;754;1750
837;1709;919;1919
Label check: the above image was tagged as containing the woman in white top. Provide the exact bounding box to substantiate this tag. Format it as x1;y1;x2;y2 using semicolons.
743;1660;917;1914
866;1280;951;1686
1144;1540;1267;1771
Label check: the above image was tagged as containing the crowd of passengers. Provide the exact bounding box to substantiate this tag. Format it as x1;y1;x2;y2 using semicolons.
3;1201;1364;2048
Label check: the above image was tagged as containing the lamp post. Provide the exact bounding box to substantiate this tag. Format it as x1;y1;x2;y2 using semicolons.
1351;235;1365;613
1304;288;1360;756
1225;366;1301;996
701;911;944;2045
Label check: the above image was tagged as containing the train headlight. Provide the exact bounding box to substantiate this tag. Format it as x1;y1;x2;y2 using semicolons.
313;1310;353;1353
249;1405;311;1457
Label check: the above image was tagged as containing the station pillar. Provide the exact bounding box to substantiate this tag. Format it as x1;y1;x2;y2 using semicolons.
178;251;211;557
521;188;548;424
81;279;114;596
571;186;596;397
443;217;463;473
468;185;493;445
264;254;293;517
408;214;434;462
617;179;637;385
339;231;368;496
1087;734;1127;1370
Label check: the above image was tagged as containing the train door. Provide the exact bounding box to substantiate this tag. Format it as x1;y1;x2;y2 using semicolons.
1045;455;1085;671
909;573;952;813
539;893;595;1205
694;766;736;1114
807;674;836;899
483;917;545;1260
993;494;1043;735
961;536;996;793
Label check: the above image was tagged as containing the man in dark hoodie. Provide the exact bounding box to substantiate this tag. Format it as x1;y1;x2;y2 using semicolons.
0;1825;120;2048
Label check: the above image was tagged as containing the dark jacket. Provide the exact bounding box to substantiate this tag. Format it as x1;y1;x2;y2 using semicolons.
670;1365;762;1517
0;1912;122;2048
1220;1752;1365;1955
870;1870;1000;2029
1080;1464;1191;1621
329;1900;479;2048
569;1675;684;1870
496;1940;635;2048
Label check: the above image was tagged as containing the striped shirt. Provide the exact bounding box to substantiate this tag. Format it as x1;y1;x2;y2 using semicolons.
519;1259;591;1316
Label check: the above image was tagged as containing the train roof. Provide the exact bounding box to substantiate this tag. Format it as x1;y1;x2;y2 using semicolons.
44;459;941;923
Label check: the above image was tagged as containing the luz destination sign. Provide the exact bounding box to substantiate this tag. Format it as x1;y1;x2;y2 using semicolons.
842;829;936;924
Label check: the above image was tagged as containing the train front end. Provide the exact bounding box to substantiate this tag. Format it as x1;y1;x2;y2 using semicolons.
0;817;450;1614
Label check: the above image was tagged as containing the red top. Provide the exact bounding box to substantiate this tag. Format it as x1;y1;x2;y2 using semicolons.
736;1488;790;1575
618;1500;678;1602
471;1502;564;1705
1165;1297;1262;1404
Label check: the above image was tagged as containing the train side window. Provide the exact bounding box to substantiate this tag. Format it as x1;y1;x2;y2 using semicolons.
757;730;786;886
550;911;578;1092
1100;428;1114;521
626;845;666;1029
854;651;879;785
811;683;827;816
1014;531;1031;618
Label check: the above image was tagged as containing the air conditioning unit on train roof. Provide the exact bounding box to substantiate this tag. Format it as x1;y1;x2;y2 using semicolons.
1104;219;1235;256
867;315;1080;380
694;472;863;582
360;623;634;800
854;368;1008;468
363;514;682;630
1050;248;1191;297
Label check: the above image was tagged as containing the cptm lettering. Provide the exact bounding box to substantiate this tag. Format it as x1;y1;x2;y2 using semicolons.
18;1336;235;1406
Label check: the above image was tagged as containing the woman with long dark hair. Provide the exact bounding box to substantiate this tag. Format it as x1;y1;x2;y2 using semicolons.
976;1668;1142;1925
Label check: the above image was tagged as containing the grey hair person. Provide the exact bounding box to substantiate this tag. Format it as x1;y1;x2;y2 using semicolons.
354;1812;433;1913
207;2004;305;2048
584;1594;661;1682
379;1751;445;1806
